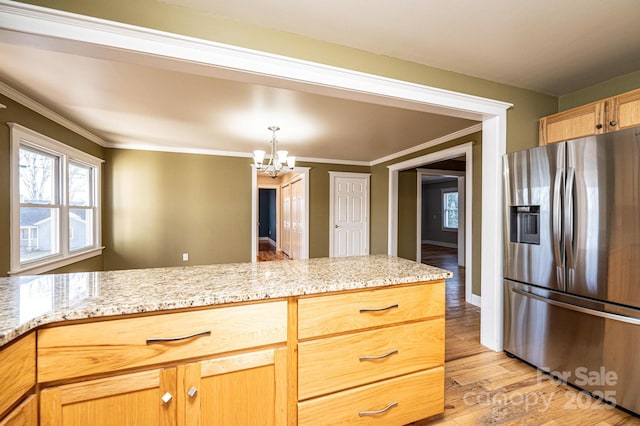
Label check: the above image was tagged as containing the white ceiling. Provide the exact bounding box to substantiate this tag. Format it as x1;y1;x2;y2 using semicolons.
164;0;640;96
0;0;639;163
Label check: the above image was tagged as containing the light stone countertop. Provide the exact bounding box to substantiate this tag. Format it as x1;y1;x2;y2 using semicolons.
0;255;452;347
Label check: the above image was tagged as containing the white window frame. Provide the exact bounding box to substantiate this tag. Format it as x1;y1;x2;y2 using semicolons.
441;187;459;231
9;123;103;275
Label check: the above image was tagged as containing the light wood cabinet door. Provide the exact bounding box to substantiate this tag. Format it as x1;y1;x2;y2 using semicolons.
0;395;37;426
539;101;605;145
40;368;177;426
607;89;640;131
0;333;36;418
185;348;287;426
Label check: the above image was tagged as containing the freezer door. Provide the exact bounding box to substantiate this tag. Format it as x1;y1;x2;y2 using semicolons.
504;280;640;415
567;127;640;307
503;143;564;290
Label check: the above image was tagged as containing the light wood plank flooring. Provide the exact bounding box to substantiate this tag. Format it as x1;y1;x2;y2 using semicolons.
414;245;639;425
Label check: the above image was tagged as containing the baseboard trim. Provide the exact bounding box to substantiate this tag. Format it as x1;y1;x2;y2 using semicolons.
258;237;276;246
421;240;458;249
468;294;481;307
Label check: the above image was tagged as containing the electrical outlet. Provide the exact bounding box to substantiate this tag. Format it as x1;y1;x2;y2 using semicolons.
182;253;189;261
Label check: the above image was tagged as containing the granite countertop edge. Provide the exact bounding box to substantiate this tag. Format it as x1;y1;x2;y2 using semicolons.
0;255;453;347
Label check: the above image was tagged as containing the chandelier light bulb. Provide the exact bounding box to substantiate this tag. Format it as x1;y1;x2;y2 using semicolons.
253;150;266;167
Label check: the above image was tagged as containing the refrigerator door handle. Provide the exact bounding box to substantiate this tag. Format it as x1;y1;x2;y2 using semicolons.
512;288;640;326
565;167;576;270
552;167;563;272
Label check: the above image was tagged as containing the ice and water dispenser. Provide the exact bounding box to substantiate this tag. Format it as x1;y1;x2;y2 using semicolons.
509;206;540;245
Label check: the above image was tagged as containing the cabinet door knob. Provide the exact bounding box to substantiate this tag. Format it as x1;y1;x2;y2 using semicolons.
161;392;173;404
595;123;603;129
187;387;198;398
610;120;617;127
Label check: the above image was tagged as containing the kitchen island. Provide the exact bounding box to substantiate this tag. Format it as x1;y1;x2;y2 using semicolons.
0;255;451;425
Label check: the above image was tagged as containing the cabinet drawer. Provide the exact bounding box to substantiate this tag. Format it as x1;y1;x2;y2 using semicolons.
298;282;444;340
38;301;287;382
0;333;35;417
298;367;444;426
298;319;443;399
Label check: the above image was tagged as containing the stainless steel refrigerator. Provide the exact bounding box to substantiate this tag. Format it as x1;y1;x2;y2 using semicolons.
503;126;640;415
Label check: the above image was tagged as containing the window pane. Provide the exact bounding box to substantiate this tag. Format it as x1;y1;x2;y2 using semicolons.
19;147;57;204
443;191;459;229
20;207;59;262
446;210;458;228
69;162;92;207
69;208;94;251
445;192;458;210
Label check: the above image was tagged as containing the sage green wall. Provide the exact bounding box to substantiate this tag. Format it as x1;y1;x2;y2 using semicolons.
372;132;483;296
559;70;640;111
103;149;252;269
0;94;105;277
397;169;417;260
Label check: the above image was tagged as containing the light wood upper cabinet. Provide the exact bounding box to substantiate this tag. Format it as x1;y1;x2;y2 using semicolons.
539;87;640;146
539;101;605;145
608;89;640;131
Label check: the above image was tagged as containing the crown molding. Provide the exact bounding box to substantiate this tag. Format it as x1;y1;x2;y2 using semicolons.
369;123;482;166
0;81;108;146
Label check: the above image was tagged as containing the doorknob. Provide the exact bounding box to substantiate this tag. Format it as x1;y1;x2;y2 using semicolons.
334;224;339;228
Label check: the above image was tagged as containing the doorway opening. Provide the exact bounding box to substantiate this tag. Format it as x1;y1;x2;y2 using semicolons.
255;169;309;262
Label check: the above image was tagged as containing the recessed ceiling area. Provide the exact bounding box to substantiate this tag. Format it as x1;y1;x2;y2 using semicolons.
0;33;478;164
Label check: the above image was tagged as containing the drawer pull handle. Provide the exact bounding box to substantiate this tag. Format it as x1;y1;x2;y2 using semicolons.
161;392;173;404
359;349;399;362
359;304;398;313
359;401;398;417
146;330;212;345
187;386;198;398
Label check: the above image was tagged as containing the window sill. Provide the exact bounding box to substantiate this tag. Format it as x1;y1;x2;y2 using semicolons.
442;227;459;232
8;247;104;276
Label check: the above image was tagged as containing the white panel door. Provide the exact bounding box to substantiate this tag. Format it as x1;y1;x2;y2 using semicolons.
281;183;291;256
331;173;370;257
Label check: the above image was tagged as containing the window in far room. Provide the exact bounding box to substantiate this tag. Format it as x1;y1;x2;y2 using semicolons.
9;123;103;275
442;188;458;230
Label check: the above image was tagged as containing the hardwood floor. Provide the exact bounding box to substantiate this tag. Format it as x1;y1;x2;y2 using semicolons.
414;245;639;425
257;240;289;262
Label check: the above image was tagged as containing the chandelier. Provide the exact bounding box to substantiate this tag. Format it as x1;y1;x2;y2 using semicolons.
253;126;296;178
